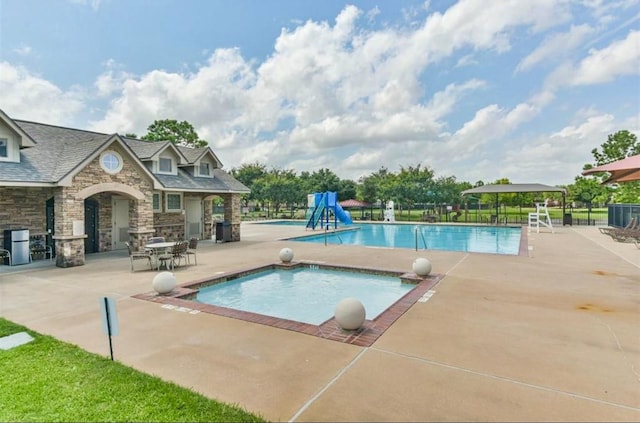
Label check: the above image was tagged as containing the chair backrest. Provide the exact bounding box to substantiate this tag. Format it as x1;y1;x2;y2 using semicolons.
148;236;165;244
189;237;198;249
171;241;185;255
125;241;133;256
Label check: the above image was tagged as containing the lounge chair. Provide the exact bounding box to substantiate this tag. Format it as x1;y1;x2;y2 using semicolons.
609;228;640;243
599;217;637;236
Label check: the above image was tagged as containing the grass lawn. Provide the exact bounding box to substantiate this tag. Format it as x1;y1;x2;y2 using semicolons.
0;318;264;422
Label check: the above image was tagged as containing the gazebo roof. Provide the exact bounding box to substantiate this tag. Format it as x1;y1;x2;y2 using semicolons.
461;183;566;195
339;199;372;208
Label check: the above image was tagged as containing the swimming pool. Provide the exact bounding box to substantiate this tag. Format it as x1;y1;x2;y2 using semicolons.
195;266;414;325
268;221;523;255
136;262;443;346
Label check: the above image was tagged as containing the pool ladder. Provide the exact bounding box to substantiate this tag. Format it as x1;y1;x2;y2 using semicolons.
415;227;428;251
323;226;343;246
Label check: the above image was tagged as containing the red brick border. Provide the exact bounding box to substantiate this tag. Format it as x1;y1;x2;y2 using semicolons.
133;264;443;347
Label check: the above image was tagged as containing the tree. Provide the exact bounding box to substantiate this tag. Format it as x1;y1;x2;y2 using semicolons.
301;168;341;194
259;168;302;216
338;179;358;201
231;162;268;207
142;119;208;148
394;165;435;217
589;130;639;166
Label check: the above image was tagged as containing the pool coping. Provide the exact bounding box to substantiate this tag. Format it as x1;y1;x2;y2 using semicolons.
278;222;529;257
132;261;443;347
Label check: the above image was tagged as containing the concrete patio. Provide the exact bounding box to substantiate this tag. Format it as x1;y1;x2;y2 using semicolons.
0;222;638;422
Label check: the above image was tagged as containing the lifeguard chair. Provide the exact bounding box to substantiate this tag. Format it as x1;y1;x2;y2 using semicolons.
528;199;554;233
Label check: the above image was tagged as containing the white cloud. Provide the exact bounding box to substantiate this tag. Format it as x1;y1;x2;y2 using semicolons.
497;113;620;181
2;1;635;186
516;24;595;72
0;62;84;125
12;45;32;57
68;0;102;11
571;30;640;84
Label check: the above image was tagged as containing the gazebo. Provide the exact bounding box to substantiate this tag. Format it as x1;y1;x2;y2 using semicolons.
339;199;373;220
461;183;567;225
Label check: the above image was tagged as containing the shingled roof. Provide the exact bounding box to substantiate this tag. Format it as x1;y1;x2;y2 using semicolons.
1;118;249;194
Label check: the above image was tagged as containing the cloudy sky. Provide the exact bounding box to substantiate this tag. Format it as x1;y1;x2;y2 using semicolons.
1;0;638;185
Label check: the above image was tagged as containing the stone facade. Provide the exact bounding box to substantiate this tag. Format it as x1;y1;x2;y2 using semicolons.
0;187;54;243
1;141;246;268
51;143;155;266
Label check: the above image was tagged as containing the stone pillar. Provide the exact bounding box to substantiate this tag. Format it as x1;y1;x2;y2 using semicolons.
53;188;86;267
222;193;242;241
203;197;213;240
129;197;155;250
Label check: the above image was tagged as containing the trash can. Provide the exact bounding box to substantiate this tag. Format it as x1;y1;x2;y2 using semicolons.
563;213;573;226
215;221;232;242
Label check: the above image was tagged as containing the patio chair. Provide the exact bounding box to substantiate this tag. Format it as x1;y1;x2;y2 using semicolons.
156;244;175;271
171;240;189;268
0;248;11;266
186;237;198;265
125;241;152;272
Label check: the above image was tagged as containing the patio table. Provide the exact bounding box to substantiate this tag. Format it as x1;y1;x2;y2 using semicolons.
144;242;177;270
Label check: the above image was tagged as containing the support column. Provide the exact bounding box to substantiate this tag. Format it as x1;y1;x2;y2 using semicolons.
222;193;242;241
129;197;155;250
203;198;213;240
53;188;86;268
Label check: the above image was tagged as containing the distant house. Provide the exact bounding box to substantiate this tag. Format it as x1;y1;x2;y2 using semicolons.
0;109;249;268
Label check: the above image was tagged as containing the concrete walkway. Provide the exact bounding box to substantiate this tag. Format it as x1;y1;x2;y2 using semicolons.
0;222;638;422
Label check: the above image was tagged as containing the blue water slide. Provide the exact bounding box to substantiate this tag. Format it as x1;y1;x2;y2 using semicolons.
334;203;353;224
306;192;327;229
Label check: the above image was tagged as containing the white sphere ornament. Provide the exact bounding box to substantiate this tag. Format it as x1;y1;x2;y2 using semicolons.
279;247;294;263
413;257;432;277
153;271;177;294
334;298;366;330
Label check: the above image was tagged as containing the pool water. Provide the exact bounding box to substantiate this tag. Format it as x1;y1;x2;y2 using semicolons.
195;267;414;325
277;222;522;255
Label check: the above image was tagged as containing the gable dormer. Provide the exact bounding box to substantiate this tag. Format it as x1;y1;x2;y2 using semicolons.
176;146;223;178
151;143;187;176
0;109;37;163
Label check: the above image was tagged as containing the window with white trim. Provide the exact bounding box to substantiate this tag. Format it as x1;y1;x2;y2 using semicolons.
0;139;7;158
159;157;172;173
152;192;161;213
165;192;182;212
199;162;210;176
100;150;123;174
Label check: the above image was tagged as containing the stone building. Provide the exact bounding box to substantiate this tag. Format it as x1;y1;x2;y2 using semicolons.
0;109;249;268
